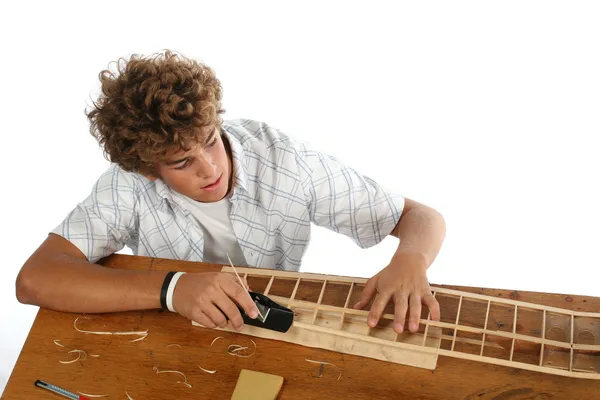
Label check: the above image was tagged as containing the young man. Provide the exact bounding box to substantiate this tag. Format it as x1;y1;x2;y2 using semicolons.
16;50;446;335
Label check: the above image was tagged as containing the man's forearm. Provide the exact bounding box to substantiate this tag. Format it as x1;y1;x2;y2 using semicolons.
391;199;446;268
17;251;167;313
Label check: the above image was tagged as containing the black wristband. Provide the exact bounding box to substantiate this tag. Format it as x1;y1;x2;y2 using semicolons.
160;271;177;310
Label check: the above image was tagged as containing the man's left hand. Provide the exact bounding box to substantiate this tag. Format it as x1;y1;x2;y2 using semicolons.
352;252;440;333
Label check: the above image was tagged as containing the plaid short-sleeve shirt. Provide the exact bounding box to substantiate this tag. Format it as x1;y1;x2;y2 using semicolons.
52;119;405;271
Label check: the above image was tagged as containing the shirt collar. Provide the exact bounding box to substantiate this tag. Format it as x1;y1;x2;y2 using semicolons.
222;127;249;198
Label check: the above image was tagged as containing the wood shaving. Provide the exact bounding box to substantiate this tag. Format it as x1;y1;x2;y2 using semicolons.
227;339;257;357
77;392;108;398
89;354;100;358
129;334;148;343
153;366;192;388
198;365;217;374
74;316;148;338
53;339;65;347
59;349;89;364
59;354;80;364
125;390;134;400
305;359;342;381
210;336;224;346
166;344;182;348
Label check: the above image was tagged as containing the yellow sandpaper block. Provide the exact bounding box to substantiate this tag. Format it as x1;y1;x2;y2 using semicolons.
231;369;284;400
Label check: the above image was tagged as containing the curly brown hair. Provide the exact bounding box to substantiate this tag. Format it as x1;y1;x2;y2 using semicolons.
86;49;225;175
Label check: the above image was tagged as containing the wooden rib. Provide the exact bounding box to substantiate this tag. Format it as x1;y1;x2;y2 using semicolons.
289;278;301;301
540;310;547;366
570;314;575;372
263;276;275;296
422;291;437;346
480;300;492;356
311;280;328;325
222;267;600;318
509;305;518;361
339;283;355;330
573;343;600;351
451;296;464;352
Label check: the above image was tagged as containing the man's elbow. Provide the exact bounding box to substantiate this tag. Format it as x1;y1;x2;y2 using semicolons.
15;266;39;305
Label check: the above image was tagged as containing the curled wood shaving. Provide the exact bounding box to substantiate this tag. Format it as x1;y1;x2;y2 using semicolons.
198;365;217;374
89;354;100;358
53;339;65;347
210;336;224;346
305;359;342;381
74;317;148;338
77;392;108;398
129;334;148;343
227;339;257;357
59;349;89;364
166;344;182;348
125;390;134;400
59;354;80;364
153;366;192;388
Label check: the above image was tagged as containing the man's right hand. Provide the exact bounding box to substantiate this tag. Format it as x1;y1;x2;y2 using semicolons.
172;272;260;331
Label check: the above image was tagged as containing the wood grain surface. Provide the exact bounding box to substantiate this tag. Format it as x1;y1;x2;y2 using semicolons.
3;254;600;399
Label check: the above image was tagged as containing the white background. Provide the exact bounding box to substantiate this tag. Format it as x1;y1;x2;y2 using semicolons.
1;0;598;394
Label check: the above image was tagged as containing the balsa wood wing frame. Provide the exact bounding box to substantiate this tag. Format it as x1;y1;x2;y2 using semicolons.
191;267;600;380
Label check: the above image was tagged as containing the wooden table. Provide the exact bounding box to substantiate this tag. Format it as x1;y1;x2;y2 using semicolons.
3;254;600;399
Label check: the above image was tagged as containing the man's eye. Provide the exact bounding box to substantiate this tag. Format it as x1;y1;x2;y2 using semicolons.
175;160;189;170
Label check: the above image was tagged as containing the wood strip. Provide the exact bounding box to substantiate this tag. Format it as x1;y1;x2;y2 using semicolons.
480;300;492;356
263;276;275;296
422;291;437;346
451;296;464;352
339;283;355;330
570;314;575;372
540;309;547;366
509;305;518;361
311;280;328;325
289;278;301;302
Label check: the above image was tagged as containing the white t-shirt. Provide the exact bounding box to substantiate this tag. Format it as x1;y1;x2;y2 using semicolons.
170;192;247;266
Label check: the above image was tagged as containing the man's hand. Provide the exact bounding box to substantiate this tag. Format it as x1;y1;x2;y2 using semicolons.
352;252;440;333
172;272;259;331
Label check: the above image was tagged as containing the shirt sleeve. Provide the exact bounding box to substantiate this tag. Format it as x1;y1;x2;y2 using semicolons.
294;141;405;249
51;164;139;263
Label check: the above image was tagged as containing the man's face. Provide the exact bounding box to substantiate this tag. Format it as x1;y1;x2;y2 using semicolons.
150;125;232;202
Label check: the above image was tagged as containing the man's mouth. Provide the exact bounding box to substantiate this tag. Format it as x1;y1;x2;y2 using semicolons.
201;174;222;190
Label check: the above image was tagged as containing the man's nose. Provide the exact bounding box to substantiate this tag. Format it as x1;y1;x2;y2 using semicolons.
196;155;216;178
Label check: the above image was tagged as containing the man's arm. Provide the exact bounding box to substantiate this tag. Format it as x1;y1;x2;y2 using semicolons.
389;198;446;268
16;233;167;312
353;198;446;333
16;233;259;330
